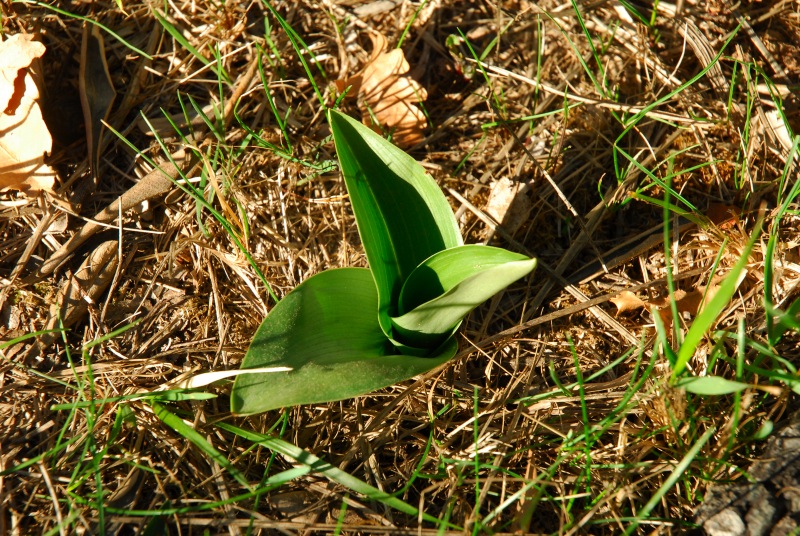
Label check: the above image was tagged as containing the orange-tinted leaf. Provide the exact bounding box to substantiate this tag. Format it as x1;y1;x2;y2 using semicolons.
0;34;55;193
675;288;705;317
653;284;723;332
611;284;722;331
610;290;646;315
706;203;741;229
336;33;427;148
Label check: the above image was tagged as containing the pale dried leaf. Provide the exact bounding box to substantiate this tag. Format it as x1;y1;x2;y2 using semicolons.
764;108;793;152
0;34;55;192
610;290;647;315
336;33;427;148
0;34;45;108
165;367;293;390
484;178;532;237
359;47;428;147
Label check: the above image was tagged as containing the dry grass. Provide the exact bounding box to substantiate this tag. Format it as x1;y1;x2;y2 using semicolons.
2;0;800;533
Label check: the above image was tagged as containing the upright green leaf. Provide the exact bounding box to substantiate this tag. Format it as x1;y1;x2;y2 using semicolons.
391;245;536;347
151;402;252;490
231;268;455;414
329;110;462;337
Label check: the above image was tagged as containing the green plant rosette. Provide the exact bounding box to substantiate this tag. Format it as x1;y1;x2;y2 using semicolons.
231;110;536;414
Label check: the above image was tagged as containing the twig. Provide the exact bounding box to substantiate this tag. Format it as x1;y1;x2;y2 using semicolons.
30;154;198;280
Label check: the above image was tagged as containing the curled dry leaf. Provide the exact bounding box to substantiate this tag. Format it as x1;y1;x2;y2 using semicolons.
610;290;646;315
612;284;722;332
705;203;742;230
335;33;427;148
0;34;56;193
80;24;117;185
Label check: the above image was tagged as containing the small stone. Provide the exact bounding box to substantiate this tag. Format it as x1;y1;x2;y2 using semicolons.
704;508;746;536
744;486;779;536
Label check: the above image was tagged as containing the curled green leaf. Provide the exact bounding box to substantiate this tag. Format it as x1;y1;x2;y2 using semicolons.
233;110;537;413
391;245;536;348
328;110;462;337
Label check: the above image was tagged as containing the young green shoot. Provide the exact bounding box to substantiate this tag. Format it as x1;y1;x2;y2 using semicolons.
231;110;536;413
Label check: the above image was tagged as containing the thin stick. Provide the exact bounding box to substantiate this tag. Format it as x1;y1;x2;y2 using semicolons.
31;154;197;279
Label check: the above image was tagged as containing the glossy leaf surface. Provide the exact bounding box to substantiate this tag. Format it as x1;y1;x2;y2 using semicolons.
391;246;536;347
328;110;462;336
231;268;455;414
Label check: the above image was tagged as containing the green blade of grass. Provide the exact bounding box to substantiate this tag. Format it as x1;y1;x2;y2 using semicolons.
257;45;293;153
217;422;462;530
74;465;311;516
21;1;152;59
50;390;217;411
106;121;279;304
259;0;326;107
613;25;741;180
151;402;252;491
671;216;763;380
764;135;800;344
151;8;231;84
624;426;716;535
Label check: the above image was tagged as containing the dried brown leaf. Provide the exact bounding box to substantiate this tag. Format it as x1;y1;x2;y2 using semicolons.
611;283;721;329
610;290;647;315
80;24;116;184
0;34;55;193
336;33;427;148
653;284;722;331
706;203;742;229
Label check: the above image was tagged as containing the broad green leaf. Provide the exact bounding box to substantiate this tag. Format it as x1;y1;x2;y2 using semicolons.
390;333;458;359
391;245;536;347
231;268;455;414
675;376;750;396
328;110;462;337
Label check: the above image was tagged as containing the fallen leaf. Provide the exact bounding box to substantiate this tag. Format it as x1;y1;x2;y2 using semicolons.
335;33;427;148
0;34;56;192
610;290;647;315
484;177;532;239
655;289;695;330
706;203;741;229
80;24;116;186
615;283;722;332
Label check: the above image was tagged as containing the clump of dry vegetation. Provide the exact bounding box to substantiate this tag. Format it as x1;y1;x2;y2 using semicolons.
1;0;799;533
